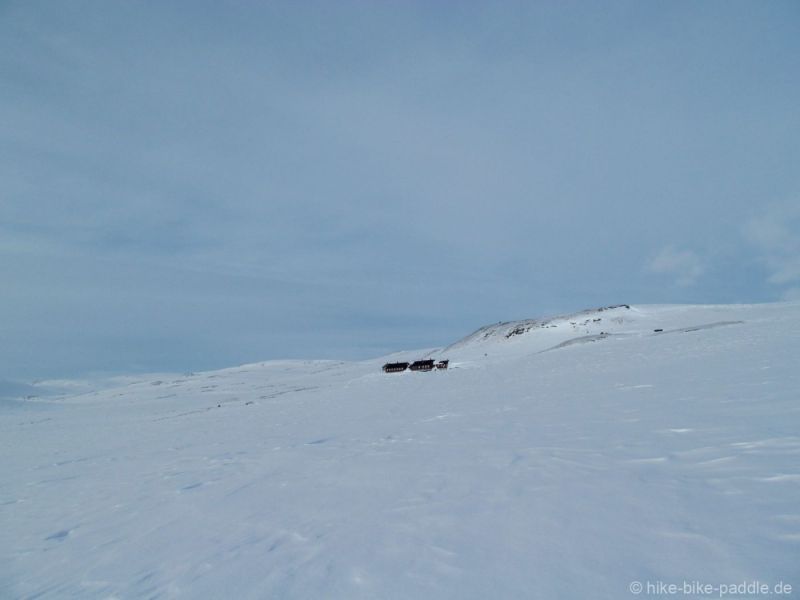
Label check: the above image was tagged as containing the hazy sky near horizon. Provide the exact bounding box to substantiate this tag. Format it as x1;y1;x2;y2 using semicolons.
2;1;799;382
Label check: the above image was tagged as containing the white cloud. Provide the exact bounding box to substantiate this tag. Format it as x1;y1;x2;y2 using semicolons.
768;256;800;285
743;206;800;295
647;246;705;287
780;287;800;301
743;208;800;253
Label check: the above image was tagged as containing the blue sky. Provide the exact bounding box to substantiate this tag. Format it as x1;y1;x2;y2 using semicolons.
2;1;799;383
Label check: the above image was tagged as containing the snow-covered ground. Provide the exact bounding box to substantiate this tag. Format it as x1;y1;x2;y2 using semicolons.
2;303;799;599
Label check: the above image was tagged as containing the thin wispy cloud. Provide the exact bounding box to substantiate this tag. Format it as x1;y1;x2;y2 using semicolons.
743;206;800;298
647;247;705;287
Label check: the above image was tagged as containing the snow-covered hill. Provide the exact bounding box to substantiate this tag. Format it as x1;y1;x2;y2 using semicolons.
2;303;799;599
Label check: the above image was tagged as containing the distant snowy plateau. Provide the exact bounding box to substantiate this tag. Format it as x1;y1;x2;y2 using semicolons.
2;303;799;599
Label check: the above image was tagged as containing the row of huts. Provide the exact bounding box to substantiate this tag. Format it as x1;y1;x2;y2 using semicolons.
382;359;449;373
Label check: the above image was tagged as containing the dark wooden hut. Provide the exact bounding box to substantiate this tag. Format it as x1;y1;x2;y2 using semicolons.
435;360;449;370
409;359;435;372
382;362;409;373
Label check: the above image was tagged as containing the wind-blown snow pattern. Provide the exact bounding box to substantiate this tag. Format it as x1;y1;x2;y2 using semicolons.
2;303;799;599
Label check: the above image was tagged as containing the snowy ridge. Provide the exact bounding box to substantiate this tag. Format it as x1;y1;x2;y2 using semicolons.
440;303;755;363
444;304;632;349
440;304;635;356
2;303;799;599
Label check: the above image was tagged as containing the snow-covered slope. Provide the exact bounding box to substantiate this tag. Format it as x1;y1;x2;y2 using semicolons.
440;303;749;361
2;303;799;599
